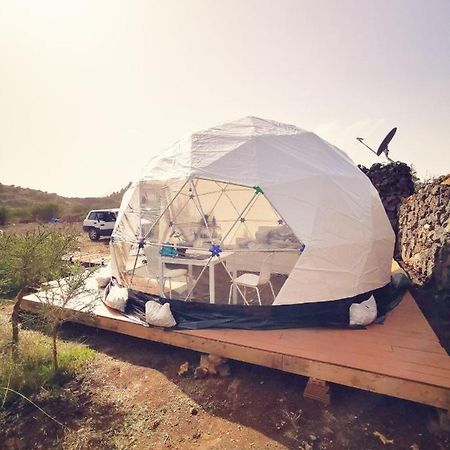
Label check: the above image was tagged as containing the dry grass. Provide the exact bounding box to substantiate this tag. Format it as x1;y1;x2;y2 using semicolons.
0;302;95;406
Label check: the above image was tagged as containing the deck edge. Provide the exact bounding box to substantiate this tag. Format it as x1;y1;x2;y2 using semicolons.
20;298;450;411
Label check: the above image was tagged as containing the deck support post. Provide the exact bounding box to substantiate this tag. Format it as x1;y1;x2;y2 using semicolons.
194;353;230;378
436;408;450;431
303;377;331;406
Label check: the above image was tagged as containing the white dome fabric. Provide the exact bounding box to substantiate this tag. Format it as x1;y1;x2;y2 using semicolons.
112;116;395;305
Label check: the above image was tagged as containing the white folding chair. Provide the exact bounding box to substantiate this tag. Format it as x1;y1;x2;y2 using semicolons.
143;245;188;299
228;253;276;305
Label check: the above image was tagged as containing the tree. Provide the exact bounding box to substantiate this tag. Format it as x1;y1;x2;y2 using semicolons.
0;228;78;357
35;268;97;374
0;205;9;226
30;203;61;222
10;206;32;223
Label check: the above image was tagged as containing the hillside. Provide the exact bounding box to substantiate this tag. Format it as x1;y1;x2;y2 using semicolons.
0;182;129;224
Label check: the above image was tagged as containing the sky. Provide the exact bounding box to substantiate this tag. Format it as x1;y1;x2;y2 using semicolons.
0;0;449;197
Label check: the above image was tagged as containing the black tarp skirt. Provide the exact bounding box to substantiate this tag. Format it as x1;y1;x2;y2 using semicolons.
123;273;410;330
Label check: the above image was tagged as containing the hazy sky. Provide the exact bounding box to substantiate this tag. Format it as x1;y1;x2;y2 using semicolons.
0;0;449;197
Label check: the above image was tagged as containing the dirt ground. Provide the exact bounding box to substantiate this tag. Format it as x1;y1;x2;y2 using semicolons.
0;221;111;261
1;225;449;449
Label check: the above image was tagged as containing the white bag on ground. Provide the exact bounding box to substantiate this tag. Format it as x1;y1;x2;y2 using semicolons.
145;301;176;328
95;266;111;288
104;285;128;312
349;295;377;326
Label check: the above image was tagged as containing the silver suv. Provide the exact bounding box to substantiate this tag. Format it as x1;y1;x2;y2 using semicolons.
82;209;119;241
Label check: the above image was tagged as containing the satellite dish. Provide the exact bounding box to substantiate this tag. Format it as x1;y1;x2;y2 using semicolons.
376;127;397;157
356;127;397;162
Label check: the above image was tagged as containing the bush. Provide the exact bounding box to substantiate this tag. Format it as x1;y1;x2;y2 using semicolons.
0;205;8;226
30;203;61;222
0;228;78;298
0;228;80;355
9;207;32;224
0;312;95;406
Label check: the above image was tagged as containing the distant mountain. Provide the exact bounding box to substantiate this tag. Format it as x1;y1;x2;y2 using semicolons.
0;182;130;223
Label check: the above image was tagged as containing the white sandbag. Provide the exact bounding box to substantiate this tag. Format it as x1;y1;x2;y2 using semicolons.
145;301;176;328
95;265;111;288
104;285;128;312
349;295;377;326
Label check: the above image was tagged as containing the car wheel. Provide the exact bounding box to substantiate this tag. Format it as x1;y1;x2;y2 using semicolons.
88;228;100;241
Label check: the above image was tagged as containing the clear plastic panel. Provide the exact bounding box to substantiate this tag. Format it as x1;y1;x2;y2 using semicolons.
154;179;215;249
147;178;302;251
113;177;303;304
113;186;142;243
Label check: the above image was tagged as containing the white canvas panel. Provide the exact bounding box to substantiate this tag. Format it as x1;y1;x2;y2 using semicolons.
112;117;395;304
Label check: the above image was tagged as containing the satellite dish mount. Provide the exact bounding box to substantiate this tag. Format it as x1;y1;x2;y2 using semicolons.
356;128;397;163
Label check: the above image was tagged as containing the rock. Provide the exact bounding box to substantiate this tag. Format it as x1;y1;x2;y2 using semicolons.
177;362;190;377
150;419;160;430
373;431;394;445
361;163;449;295
190;407;198;416
397;175;449;291
217;364;230;377
359;162;415;235
195;354;230;378
194;366;208;379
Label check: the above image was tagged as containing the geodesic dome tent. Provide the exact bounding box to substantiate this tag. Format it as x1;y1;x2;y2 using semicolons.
109;117;398;329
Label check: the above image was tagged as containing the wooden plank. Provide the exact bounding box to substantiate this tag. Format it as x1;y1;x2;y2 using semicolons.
20;285;450;412
22;295;450;382
185;326;450;384
391;347;450;370
279;329;443;354
282;355;450;410
185;330;450;387
303;378;331;405
276;329;444;354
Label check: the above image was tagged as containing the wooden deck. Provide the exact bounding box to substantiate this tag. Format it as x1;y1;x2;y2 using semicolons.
21;288;450;411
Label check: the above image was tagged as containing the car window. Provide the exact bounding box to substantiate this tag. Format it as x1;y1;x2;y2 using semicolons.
105;212;116;222
88;212;98;220
96;212;116;222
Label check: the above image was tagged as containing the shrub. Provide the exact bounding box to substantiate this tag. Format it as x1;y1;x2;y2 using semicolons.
0;313;95;407
9;207;33;223
35;270;98;373
0;205;8;226
0;228;78;298
0;228;79;355
30;203;61;222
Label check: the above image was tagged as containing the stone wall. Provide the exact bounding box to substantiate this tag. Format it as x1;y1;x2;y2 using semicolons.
359;163;449;293
358;162;415;234
397;176;450;291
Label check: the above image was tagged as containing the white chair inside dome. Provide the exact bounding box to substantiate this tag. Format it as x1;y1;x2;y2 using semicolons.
143;245;189;299
228;253;276;305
